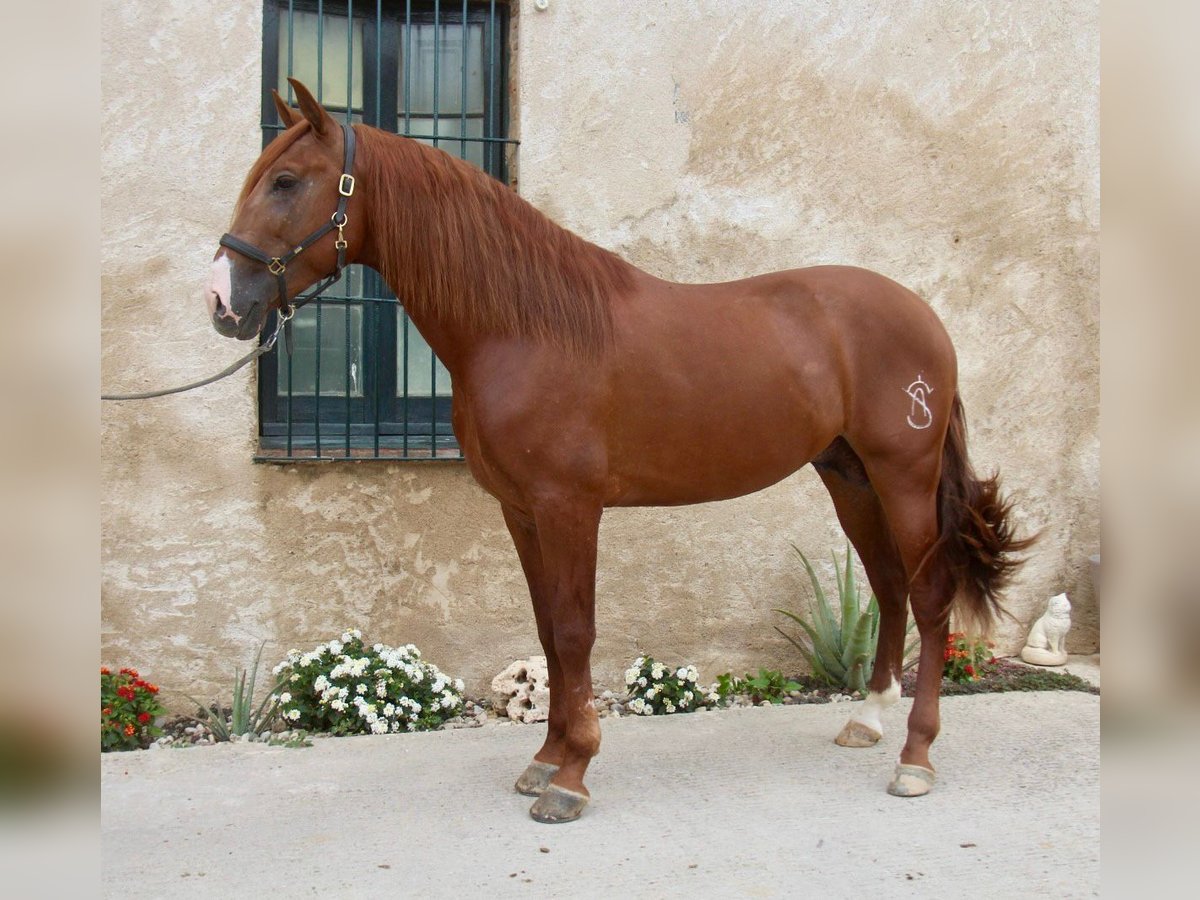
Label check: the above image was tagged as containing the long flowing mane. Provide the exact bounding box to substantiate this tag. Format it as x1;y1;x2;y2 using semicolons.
357;125;634;355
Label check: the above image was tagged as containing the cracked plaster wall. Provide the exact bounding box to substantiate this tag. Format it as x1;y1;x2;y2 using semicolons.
102;0;1098;707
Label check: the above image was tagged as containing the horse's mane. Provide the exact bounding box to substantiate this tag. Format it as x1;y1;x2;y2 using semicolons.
357;126;633;355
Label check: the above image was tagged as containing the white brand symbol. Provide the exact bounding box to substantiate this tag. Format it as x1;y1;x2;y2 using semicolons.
905;375;933;430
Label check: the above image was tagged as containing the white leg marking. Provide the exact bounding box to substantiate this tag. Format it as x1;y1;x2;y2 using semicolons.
206;254;238;322
851;679;900;735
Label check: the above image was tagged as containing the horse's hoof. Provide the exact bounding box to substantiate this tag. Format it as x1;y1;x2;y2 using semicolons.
835;720;882;747
887;763;936;797
529;784;589;824
514;761;559;797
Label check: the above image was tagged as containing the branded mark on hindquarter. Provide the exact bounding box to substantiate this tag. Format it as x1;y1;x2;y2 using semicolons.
904;375;933;430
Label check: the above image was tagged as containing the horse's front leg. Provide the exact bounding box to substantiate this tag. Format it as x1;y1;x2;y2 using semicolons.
524;497;603;824
501;504;567;797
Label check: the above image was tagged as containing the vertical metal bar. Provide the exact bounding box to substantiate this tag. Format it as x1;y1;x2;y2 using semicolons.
373;304;381;459
287;1;295;92
404;0;412;133
460;0;468;160
430;338;437;458
402;1;412;456
286;326;294;457
314;303;322;457
344;305;352;458
287;2;296;458
345;2;354;457
316;0;324;101
373;5;382;459
346;0;355;125
375;0;382;128
487;0;495;174
402;312;410;457
430;0;442;456
314;2;324;456
432;0;440;148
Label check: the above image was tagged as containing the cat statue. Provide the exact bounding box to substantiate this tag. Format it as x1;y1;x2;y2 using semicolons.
1020;592;1072;666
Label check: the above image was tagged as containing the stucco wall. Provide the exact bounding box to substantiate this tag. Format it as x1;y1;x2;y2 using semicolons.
101;0;1099;707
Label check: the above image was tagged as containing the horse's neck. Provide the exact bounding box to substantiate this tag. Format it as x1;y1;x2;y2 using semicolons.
356;131;632;367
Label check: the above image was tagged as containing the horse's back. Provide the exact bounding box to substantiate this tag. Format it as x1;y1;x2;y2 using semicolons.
592;265;954;505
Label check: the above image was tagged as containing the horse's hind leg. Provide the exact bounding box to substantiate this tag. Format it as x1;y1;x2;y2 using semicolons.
812;440;909;748
862;457;953;798
501;505;567;797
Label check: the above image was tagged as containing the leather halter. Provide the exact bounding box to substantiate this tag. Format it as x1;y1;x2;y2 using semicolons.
218;121;357;329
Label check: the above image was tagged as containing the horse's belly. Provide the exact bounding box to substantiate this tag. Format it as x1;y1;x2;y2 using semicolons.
605;403;835;507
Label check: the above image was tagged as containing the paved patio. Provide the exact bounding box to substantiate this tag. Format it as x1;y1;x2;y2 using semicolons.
102;669;1099;898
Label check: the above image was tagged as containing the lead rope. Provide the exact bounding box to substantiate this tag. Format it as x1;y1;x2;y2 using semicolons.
100;306;294;401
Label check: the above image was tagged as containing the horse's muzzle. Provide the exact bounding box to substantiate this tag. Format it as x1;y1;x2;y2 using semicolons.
211;300;263;341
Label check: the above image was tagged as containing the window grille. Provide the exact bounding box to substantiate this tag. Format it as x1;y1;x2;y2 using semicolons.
256;0;512;460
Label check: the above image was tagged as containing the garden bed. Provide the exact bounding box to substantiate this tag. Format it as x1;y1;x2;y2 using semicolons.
148;657;1097;749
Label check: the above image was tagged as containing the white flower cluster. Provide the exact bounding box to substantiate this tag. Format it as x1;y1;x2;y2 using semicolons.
272;631;465;735
623;656;718;715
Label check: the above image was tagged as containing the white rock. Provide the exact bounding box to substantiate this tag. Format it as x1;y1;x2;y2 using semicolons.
490;656;551;724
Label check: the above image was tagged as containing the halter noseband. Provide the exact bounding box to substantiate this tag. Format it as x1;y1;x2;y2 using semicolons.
218;121;357;329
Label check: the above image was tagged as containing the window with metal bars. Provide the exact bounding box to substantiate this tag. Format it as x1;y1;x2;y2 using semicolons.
256;0;511;460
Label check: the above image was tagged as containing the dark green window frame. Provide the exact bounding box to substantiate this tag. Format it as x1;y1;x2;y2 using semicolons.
256;0;511;460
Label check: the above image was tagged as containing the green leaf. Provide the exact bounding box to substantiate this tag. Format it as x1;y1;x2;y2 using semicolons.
774;608;845;680
841;606;876;675
839;544;859;650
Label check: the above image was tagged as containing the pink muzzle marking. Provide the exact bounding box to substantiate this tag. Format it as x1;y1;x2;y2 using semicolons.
207;254;240;323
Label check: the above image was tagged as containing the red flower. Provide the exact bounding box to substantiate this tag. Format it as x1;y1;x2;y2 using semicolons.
124;724;136;736
100;667;111;675
145;683;159;694
120;667;139;678
965;664;976;677
988;656;999;665
117;686;136;700
137;712;151;724
102;707;113;717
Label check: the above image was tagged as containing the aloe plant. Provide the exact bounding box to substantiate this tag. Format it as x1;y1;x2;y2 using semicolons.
774;543;916;694
183;641;284;741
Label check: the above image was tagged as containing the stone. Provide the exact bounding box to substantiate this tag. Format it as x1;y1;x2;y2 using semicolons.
1020;593;1072;666
490;657;551;724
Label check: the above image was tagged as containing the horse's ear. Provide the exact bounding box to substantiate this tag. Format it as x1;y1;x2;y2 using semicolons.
272;89;303;129
287;77;334;137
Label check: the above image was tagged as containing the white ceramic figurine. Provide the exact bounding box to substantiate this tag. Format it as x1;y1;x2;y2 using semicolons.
1020;593;1072;666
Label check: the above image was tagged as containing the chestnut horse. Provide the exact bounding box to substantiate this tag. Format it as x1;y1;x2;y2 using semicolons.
208;80;1029;823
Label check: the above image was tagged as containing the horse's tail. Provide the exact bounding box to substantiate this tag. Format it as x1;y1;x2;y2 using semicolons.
933;393;1036;635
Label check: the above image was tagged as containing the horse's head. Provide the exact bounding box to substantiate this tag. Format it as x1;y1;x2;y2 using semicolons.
206;78;364;340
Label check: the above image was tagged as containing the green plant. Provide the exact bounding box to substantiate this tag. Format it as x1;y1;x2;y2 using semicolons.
273;630;466;735
624;656;719;715
773;543;917;694
183;642;284;741
714;668;802;704
942;632;997;684
101;667;167;752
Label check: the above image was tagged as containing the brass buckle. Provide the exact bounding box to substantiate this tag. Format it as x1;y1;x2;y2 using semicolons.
268;258;286;276
333;211;349;251
339;174;356;197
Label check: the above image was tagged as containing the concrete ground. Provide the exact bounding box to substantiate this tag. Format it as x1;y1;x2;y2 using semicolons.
102;662;1098;899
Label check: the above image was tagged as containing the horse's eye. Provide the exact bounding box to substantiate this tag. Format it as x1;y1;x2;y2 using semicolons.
272;173;299;192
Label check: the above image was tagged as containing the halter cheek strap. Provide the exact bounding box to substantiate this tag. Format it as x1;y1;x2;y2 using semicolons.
218;121;357;330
